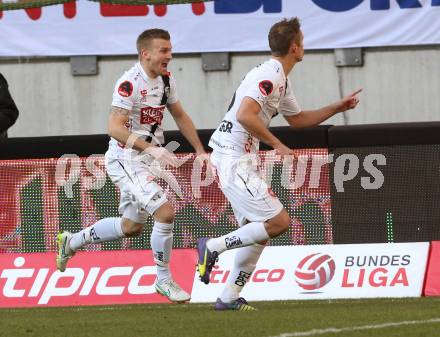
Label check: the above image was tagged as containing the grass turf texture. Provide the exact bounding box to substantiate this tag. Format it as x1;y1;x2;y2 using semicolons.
1;298;439;337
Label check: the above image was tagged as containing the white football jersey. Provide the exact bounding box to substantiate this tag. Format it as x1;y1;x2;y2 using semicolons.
209;58;300;156
107;62;178;159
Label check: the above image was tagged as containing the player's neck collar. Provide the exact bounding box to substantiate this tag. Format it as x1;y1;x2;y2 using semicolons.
136;62;160;82
270;58;287;79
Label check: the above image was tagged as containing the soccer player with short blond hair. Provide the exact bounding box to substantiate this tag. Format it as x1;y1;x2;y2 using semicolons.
197;18;361;310
57;28;205;303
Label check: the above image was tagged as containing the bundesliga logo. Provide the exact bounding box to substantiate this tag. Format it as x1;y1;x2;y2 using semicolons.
295;253;336;291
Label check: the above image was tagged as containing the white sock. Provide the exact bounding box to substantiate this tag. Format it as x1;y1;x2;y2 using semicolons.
220;244;265;303
206;222;269;254
151;221;174;282
69;217;124;251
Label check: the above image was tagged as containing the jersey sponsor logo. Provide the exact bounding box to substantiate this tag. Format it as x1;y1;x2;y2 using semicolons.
140;89;149;102
140;106;165;125
258;80;273;96
118;81;133;97
218;120;233;133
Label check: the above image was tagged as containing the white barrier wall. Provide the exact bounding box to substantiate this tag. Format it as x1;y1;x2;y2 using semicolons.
1;47;440;138
191;242;430;302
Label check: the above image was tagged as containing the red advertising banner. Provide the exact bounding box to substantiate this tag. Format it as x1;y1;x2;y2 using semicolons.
424;241;440;296
0;249;197;307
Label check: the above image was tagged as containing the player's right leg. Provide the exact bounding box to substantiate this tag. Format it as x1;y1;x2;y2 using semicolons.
56;231;75;272
196;237;219;284
214;243;265;311
149;200;191;303
202;209;289;253
214;297;257;311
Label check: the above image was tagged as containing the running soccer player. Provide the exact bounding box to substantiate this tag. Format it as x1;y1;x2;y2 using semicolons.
197;17;361;310
56;28;205;303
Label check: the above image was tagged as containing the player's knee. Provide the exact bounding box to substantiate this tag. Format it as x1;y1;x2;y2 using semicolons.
160;211;175;224
279;211;291;234
154;202;175;224
123;222;144;237
156;211;175;224
267;210;290;236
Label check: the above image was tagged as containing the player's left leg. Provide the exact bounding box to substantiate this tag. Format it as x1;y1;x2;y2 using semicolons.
212;205;265;311
214;242;265;311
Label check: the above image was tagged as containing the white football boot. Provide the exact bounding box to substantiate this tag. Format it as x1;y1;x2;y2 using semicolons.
56;231;75;272
155;278;191;303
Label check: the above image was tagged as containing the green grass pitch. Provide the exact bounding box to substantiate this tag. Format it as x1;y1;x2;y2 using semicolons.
1;298;439;337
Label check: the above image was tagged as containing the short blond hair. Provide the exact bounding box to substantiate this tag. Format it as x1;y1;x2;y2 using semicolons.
269;18;301;56
136;29;170;55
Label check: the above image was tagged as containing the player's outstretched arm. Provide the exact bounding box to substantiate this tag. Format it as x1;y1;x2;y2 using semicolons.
168;101;206;154
284;89;362;129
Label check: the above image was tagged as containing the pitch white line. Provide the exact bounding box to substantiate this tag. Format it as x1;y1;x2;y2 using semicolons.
271;318;440;337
